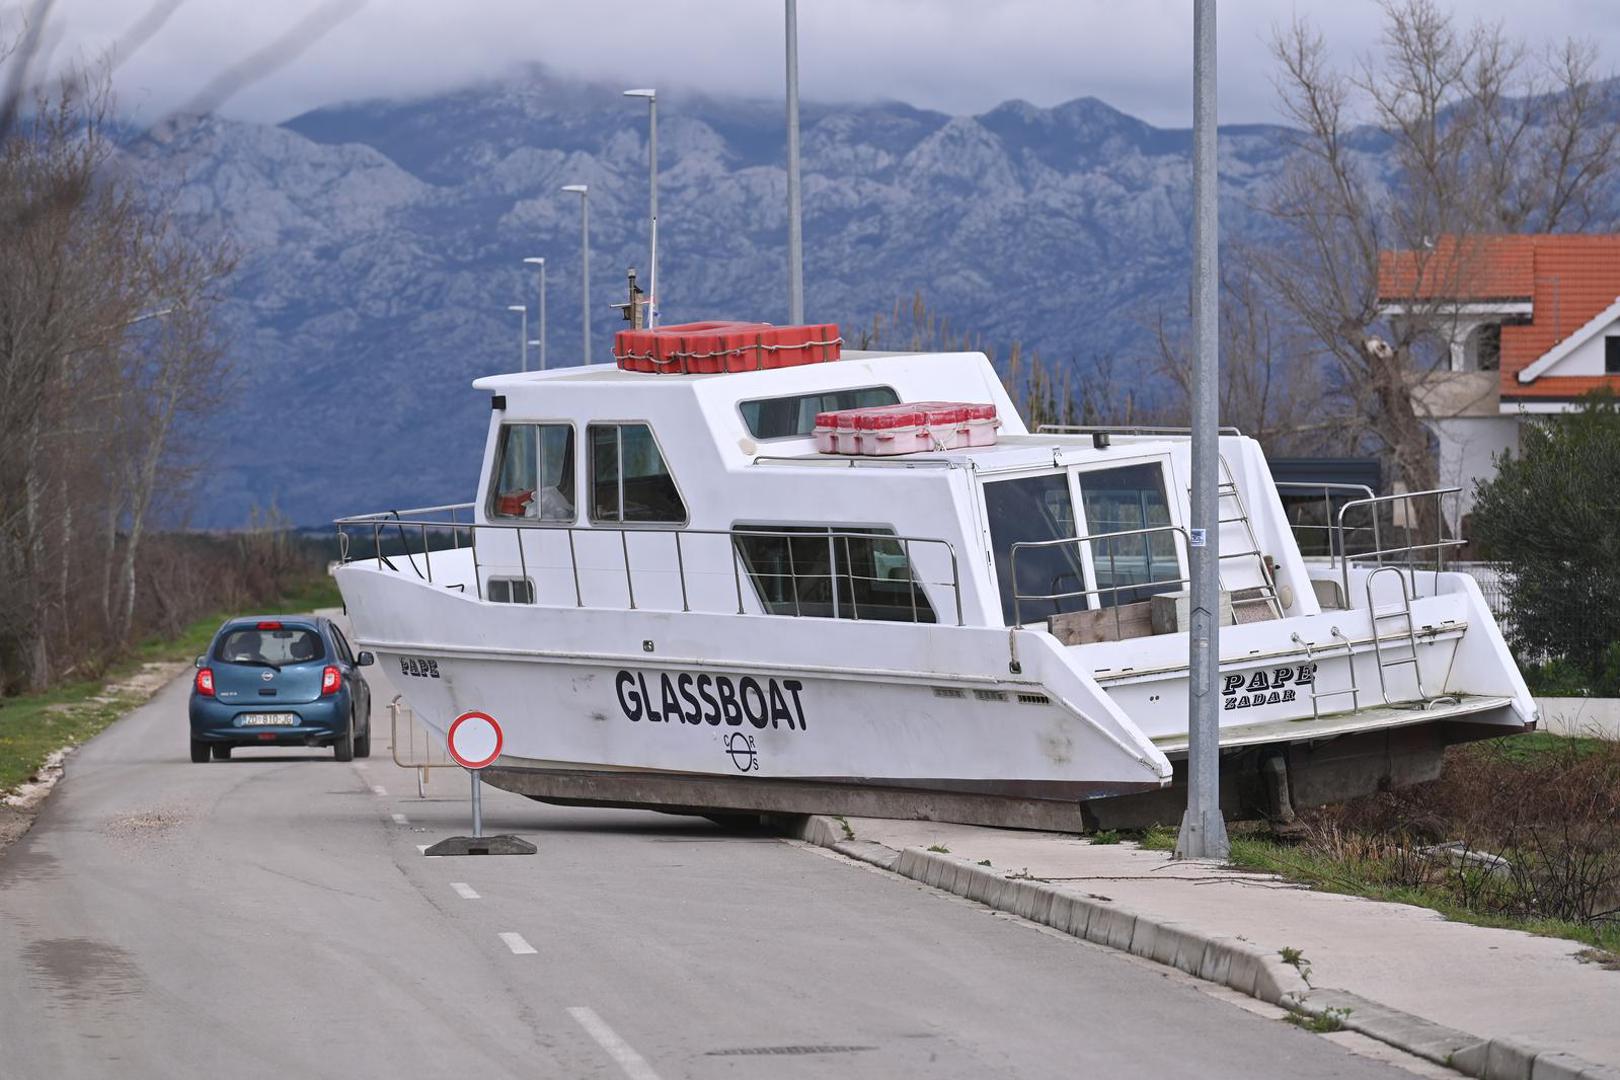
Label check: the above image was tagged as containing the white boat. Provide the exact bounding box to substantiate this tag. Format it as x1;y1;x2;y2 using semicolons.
334;335;1534;830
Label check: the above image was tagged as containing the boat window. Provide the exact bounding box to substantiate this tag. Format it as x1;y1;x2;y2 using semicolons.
733;526;936;623
985;474;1086;625
589;423;687;524
486;577;536;604
489;423;575;521
1078;463;1181;607
738;386;899;440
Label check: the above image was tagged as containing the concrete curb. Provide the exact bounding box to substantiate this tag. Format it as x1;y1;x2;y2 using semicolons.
786;815;1620;1080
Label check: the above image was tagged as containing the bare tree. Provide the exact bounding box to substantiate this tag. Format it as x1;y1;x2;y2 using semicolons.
1150;256;1337;455
1254;0;1619;530
0;51;233;688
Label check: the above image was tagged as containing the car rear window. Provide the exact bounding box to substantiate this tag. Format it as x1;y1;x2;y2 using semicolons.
214;626;326;666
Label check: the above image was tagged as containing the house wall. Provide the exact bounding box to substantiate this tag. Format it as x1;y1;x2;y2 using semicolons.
1426;414;1521;534
1539;316;1620;376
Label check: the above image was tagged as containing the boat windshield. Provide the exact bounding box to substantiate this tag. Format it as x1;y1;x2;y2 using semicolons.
985;473;1085;626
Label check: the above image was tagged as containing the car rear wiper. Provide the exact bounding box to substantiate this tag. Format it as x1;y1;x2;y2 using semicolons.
227;659;282;672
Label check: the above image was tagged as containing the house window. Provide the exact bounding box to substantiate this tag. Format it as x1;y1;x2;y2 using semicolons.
985;473;1086;626
1077;464;1181;607
589;423;687;524
487;577;536;604
1606;336;1620;375
1476;324;1501;372
738;386;899;440
733;526;935;622
489;424;575;521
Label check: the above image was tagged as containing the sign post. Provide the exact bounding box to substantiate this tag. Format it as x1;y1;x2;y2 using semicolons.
423;711;536;857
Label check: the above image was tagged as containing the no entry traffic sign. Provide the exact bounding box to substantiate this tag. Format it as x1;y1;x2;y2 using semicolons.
423;709;533;857
447;711;503;771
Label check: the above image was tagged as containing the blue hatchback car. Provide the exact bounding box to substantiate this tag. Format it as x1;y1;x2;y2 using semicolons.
189;616;375;762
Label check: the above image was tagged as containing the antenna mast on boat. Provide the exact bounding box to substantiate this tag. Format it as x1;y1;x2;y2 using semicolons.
611;267;650;332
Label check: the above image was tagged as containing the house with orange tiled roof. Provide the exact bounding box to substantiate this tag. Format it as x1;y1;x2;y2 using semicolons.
1376;234;1620;533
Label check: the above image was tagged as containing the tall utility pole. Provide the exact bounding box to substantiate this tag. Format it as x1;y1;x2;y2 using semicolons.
561;184;591;364
784;0;804;324
523;257;547;370
624;89;658;328
1176;0;1231;861
507;305;529;372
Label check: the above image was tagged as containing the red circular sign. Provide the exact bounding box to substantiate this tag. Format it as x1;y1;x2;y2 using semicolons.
446;711;503;770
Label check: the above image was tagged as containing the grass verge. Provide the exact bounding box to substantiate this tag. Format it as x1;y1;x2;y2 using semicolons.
0;575;341;794
1128;733;1620;958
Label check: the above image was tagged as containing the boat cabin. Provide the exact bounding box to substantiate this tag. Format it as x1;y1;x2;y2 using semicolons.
466;349;1311;642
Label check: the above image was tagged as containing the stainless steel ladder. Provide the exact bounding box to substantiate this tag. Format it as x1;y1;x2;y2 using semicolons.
1365;565;1427;705
1289;626;1359;719
1213;456;1285;619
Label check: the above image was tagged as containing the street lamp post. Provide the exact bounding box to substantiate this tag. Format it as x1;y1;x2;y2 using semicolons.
784;0;804;324
1175;0;1231;861
523;256;547;370
506;304;528;372
561;184;591;365
623;89;658;328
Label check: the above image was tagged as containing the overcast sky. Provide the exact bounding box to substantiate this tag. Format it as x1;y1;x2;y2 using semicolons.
19;0;1620;128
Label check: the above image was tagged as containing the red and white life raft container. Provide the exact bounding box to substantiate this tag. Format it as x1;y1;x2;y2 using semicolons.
813;401;999;455
613;321;842;374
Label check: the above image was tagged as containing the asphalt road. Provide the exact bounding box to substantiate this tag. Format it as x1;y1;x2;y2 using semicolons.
0;661;1420;1080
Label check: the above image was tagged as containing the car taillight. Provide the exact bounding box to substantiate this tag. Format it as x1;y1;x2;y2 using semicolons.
195;668;215;697
321;665;341;695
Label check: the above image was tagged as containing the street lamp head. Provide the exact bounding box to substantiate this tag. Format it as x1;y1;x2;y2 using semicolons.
561;184;588;195
523;257;545;267
623;88;656;100
507;305;526;313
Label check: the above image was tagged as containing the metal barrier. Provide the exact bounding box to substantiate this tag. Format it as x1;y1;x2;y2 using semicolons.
1275;482;1377;558
388;695;455;797
335;506;965;626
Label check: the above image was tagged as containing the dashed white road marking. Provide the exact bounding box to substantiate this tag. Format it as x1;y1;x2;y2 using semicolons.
499;932;536;955
371;785;387;796
391;812;409;825
450;882;480;900
568;1007;662;1080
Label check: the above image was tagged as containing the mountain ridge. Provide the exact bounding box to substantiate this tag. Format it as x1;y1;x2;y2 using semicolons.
133;68;1359;526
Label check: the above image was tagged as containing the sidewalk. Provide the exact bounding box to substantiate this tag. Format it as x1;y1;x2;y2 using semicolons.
809;817;1620;1080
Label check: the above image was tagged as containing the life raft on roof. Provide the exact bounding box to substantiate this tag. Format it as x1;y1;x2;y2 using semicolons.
613;321;842;374
814;401;1000;455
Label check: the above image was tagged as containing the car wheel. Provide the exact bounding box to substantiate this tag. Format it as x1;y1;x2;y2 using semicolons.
190;739;210;763
333;721;354;762
211;744;233;761
354;720;371;760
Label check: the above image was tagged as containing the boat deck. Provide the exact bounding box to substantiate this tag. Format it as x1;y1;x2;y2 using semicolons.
1150;694;1519;755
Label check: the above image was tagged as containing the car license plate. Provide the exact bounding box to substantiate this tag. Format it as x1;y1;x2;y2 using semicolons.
240;713;298;726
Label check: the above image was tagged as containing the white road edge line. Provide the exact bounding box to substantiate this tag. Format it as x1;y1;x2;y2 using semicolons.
567;1007;662;1080
391;813;409;825
451;882;480;900
499;932;536;955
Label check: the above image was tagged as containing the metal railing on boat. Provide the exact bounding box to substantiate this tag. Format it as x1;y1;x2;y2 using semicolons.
1275;483;1465;596
1008;523;1281;637
334;505;964;626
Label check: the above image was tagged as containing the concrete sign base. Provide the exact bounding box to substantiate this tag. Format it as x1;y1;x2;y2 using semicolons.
424;834;537;857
